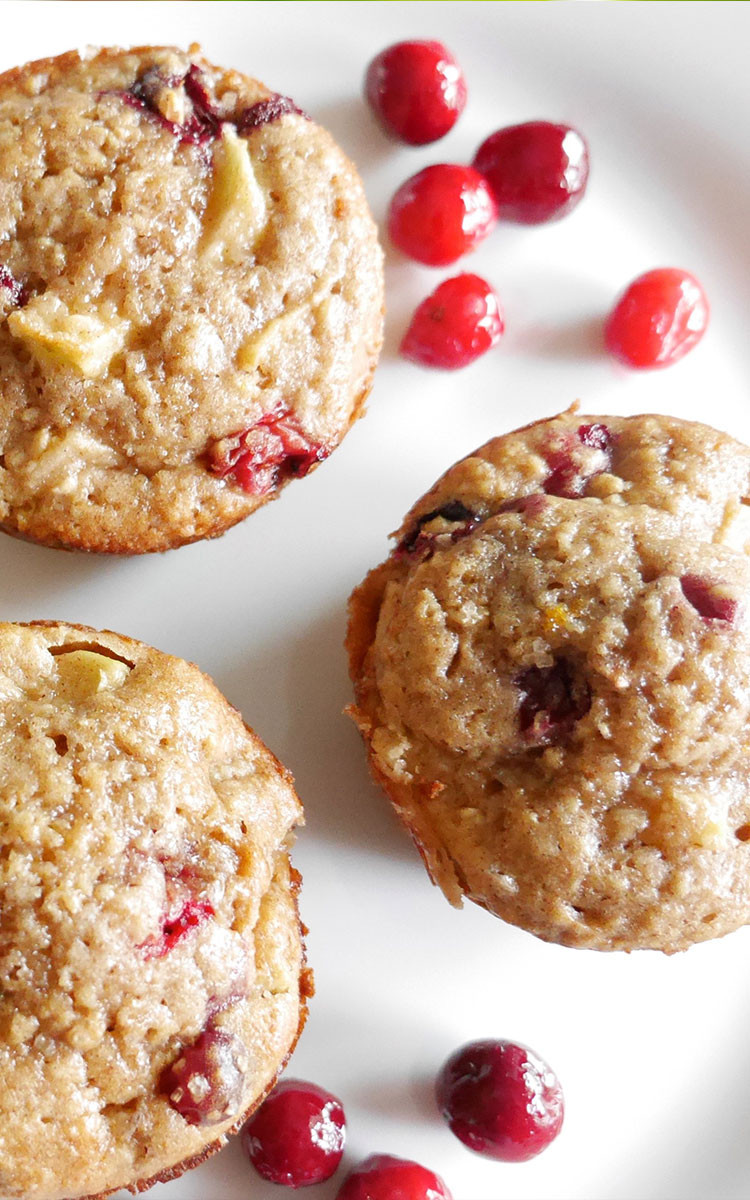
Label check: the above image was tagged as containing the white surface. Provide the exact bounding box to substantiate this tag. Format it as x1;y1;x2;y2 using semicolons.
2;3;750;1199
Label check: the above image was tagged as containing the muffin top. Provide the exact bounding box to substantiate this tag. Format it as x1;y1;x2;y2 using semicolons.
0;621;306;1200
348;412;750;952
0;45;383;552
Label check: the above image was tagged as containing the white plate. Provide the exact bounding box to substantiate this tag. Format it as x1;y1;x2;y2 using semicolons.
3;4;750;1199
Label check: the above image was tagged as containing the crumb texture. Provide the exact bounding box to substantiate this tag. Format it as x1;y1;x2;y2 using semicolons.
348;413;750;952
0;46;383;552
0;621;303;1200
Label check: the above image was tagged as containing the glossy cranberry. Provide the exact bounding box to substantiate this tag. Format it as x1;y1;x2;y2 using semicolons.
241;1079;345;1188
365;40;466;145
473;121;589;224
160;1027;247;1126
680;575;737;624
336;1153;452;1200
396;500;478;559
516;659;591;745
437;1039;564;1161
388;166;497;267
605;268;709;369
401;274;503;370
207;405;329;495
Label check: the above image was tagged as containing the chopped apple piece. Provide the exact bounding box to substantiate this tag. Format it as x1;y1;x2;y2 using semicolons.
8;295;128;378
201;125;266;259
56;649;131;701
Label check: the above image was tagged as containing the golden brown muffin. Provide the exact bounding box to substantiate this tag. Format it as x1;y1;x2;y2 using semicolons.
0;621;311;1200
0;45;384;552
348;412;750;952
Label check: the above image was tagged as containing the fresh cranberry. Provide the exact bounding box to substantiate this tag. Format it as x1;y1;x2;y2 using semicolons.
401;274;503;370
365;40;466;145
160;1027;247;1126
388;165;497;267
237;94;308;133
516;659;591;744
140;896;214;960
680;574;737;624
0;264;25;307
437;1039;564;1162
604;268;709;369
336;1153;452;1200
473;121;589;224
241;1079;345;1188
207;405;329;495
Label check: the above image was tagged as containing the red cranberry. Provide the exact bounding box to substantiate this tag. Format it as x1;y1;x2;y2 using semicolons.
680;574;737;624
401;274;504;370
336;1153;452;1200
543;423;613;498
0;264;25;307
123;64;220;146
365;40;466;145
516;659;591;745
388;165;497;267
605;268;709;369
473;121;589;224
237;94;308;133
207;405;329;495
140;896;214;960
160;1027;247;1126
242;1079;345;1188
437;1039;564;1162
396;500;479;561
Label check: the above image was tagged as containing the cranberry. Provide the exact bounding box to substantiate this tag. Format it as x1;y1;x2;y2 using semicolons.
604;268;709;369
365;40;466;145
237;94;308;133
401;274;504;370
473;121;589;224
336;1153;452;1200
516;659;591;744
578;422;612;452
388;165;497;267
543;423;613;498
160;1027;247;1126
207;405;329;495
680;574;737;624
0;264;25;307
437;1039;564;1162
396;500;478;560
123;64;220;146
140;896;214;960
242;1079;345;1188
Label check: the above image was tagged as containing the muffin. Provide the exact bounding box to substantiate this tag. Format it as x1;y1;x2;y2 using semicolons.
347;412;750;952
0;620;310;1200
0;44;383;553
